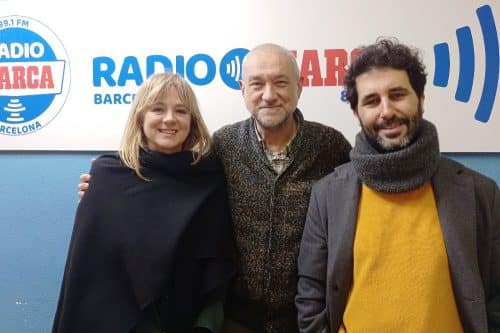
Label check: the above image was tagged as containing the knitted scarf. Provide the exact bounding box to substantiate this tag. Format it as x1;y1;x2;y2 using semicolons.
350;119;440;193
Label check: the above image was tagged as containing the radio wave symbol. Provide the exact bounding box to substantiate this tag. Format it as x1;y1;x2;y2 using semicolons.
433;4;499;123
226;56;243;82
219;48;249;89
4;98;26;122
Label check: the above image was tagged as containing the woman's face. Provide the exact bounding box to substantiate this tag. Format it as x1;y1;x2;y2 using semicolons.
142;88;192;154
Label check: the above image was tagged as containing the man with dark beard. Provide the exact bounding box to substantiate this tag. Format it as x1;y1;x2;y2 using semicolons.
295;38;500;333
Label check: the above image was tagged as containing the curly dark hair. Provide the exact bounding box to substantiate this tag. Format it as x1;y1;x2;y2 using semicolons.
344;38;427;110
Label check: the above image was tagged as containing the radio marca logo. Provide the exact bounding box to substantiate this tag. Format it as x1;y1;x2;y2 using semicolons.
0;15;70;136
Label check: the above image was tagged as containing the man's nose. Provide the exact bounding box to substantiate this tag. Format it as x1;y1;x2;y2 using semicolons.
379;98;395;119
262;83;277;101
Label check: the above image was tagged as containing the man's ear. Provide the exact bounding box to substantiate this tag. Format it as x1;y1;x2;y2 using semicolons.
297;76;304;98
238;80;245;96
352;108;360;121
420;93;425;110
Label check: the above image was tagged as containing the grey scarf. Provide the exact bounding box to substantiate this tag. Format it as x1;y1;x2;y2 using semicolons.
350;119;440;193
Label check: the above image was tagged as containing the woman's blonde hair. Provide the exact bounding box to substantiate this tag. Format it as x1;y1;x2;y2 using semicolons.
119;72;211;180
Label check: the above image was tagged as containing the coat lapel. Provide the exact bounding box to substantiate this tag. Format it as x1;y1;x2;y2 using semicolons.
432;158;487;331
327;167;360;330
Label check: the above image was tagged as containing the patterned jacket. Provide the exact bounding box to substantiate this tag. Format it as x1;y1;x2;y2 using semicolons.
213;109;351;333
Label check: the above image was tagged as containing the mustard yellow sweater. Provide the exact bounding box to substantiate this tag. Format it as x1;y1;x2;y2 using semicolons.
339;182;463;332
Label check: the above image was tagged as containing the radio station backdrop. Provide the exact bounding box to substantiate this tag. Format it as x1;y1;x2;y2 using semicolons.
0;0;498;151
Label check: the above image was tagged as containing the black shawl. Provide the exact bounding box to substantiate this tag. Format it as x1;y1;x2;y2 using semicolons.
53;150;234;333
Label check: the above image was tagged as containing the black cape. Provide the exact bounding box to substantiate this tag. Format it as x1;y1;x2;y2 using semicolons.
53;150;234;333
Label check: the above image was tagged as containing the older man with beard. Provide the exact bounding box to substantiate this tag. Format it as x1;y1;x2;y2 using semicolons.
296;38;500;333
213;43;351;333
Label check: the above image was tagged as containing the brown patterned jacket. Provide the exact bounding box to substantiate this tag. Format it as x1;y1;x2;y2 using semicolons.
213;109;351;333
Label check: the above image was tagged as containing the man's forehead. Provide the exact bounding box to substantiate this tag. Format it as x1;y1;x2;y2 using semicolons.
356;67;412;90
243;53;297;80
246;51;288;66
246;70;291;80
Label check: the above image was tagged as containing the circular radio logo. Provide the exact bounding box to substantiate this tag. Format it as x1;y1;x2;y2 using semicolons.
0;15;70;136
219;48;249;90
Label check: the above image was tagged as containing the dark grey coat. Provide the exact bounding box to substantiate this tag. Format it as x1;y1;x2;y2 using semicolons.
296;157;500;333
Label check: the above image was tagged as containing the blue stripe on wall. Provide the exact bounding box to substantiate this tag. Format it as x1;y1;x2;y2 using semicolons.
0;152;103;332
0;152;498;332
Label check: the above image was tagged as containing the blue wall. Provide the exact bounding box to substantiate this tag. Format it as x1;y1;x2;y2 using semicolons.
0;151;498;332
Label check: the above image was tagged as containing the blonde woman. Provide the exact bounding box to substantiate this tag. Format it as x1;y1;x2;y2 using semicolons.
53;73;234;333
